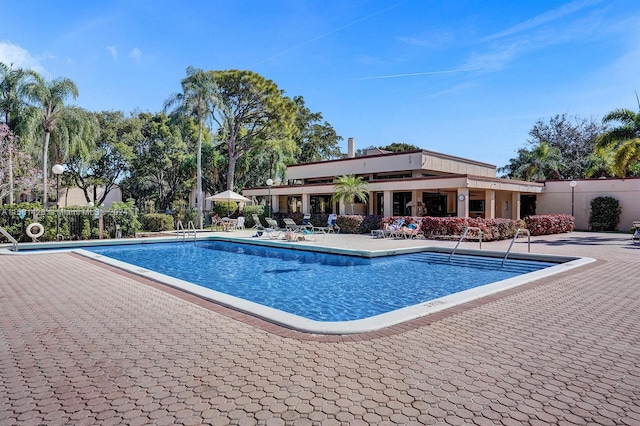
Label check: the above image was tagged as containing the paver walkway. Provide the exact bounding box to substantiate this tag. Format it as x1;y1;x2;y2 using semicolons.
1;232;639;425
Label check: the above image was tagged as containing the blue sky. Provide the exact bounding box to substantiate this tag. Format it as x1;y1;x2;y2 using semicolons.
2;0;639;168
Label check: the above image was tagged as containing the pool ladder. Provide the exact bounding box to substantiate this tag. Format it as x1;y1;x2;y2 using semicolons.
502;228;531;266
176;220;197;242
0;225;19;252
448;226;482;261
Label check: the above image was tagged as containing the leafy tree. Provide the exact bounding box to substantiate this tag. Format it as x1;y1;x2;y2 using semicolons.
333;174;368;214
121;113;192;211
596;108;640;177
208;69;298;190
293;96;342;163
355;142;420;156
527;114;603;179
65;111;138;206
380;142;420;152
165;67;225;227
20;74;98;206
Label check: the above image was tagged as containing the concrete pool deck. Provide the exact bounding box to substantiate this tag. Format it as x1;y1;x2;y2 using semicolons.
1;231;639;424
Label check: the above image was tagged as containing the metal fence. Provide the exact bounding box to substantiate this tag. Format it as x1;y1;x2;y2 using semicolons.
0;208;138;242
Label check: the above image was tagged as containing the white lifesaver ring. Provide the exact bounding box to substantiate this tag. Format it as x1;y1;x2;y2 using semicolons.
26;222;45;239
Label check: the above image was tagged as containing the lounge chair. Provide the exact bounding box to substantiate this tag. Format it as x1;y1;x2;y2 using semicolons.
301;214;314;231
398;222;423;239
283;217;304;231
633;221;640;244
315;214;340;234
385;218;405;239
251;214;265;230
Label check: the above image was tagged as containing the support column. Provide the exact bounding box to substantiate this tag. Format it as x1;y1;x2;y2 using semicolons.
485;189;496;219
302;193;310;214
456;188;470;218
411;190;420;217
511;192;521;220
383;190;393;217
271;195;280;214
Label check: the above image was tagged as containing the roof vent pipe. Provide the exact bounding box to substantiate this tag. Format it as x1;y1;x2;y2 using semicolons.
348;137;355;158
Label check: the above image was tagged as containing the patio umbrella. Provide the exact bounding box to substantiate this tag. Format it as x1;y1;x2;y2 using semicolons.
205;190;251;216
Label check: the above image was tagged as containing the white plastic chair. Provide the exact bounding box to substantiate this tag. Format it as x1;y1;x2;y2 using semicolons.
236;216;245;230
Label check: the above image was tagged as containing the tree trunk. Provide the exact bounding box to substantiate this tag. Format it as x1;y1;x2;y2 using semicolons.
196;120;203;228
8;143;13;205
226;154;236;191
42;131;50;208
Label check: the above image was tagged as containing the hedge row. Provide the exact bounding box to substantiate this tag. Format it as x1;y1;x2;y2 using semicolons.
273;213;573;241
420;217;522;242
523;214;575;235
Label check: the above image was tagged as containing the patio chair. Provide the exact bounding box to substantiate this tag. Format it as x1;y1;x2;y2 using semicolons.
633;221;640;244
236;216;245;230
210;214;224;231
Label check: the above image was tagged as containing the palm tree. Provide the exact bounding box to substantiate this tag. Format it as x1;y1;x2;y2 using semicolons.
514;141;563;181
0;62;37;204
333;175;368;214
165;67;224;228
596;107;640;177
21;74;87;206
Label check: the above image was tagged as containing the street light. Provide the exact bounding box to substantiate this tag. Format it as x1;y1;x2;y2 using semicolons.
52;164;64;240
569;180;577;217
266;178;273;218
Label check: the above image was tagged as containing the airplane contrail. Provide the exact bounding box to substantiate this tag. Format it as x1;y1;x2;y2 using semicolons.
353;68;476;81
254;1;408;66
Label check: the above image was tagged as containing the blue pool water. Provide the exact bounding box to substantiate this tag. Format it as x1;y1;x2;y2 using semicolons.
86;241;557;322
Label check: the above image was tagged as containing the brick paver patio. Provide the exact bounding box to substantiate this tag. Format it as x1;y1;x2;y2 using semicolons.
1;232;639;425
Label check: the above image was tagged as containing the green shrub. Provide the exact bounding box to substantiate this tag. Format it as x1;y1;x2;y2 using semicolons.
589;196;621;231
212;201;238;217
140;213;174;232
242;205;266;228
81;217;91;240
110;199;141;237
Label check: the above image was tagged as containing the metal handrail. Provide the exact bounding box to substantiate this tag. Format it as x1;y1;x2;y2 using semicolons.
502;228;531;266
449;226;482;261
176;220;197;242
0;225;19;252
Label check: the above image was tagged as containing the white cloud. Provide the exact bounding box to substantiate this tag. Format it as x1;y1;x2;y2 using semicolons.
128;47;141;64
107;46;118;61
0;41;45;73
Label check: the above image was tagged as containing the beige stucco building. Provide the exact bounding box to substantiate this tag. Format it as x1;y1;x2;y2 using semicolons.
243;139;640;231
243;140;544;221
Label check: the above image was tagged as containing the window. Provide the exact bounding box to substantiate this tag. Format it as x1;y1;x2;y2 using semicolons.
310;195;333;214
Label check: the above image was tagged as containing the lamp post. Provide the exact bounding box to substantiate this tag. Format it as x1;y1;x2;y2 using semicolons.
266;178;273;218
52;164;64;240
569;180;577;217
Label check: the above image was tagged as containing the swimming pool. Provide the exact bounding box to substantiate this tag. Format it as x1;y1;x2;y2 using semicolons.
77;239;591;333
